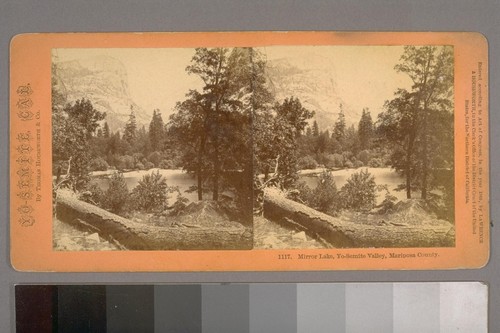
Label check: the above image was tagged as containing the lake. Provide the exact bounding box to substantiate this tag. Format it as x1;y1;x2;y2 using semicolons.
92;167;409;205
91;169;200;202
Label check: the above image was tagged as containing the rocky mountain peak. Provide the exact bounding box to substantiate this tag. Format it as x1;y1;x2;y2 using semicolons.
53;55;149;132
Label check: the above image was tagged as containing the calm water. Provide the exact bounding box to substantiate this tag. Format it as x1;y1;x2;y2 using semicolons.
92;169;200;202
92;167;407;205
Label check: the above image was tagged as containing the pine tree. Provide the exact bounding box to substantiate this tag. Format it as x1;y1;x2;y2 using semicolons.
333;103;346;144
358;108;374;150
273;97;314;189
379;46;453;199
103;122;110;138
171;47;271;203
123;105;137;145
148;109;165;152
312;120;319;136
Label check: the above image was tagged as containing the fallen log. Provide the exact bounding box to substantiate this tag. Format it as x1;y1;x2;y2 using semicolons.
263;187;455;248
55;191;252;250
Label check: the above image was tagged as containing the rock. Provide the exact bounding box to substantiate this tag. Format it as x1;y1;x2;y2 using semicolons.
292;231;307;242
86;233;100;243
262;234;283;249
56;235;80;251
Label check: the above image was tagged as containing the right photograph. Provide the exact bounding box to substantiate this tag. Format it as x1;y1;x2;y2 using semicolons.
253;45;455;249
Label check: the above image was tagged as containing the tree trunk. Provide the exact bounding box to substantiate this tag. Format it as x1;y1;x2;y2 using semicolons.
55;191;252;250
421;105;429;200
406;144;412;199
263;187;454;248
197;135;206;201
211;106;221;201
212;134;219;201
197;165;203;201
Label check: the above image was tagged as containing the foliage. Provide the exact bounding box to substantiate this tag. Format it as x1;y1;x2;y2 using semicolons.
343;125;360;155
378;46;453;199
80;182;105;207
159;159;174;169
353;159;364;168
368;157;384;168
102;122;110;138
131;170;169;213
340;169;377;211
103;172;129;214
333;104;346;143
312;120;319;136
164;186;190;216
329;153;344;168
144;161;154;170
52;97;105;191
272;97;315;189
290;181;313;205
344;160;354;169
276;97;315;136
169;47;269;201
149;109;165;152
357;150;371;166
147;151;163;167
116;155;135;170
358;108;374;150
63;99;106;138
309;171;341;215
376;185;398;214
297;155;318;170
89;157;109;172
123;106;137;145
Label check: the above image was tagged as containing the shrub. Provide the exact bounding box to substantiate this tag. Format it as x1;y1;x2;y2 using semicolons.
131;170;169;213
357;150;371;165
135;162;145;170
89;157;109;172
344;160;354;169
297;155;318;170
144;161;154;170
53;160;69;177
103;172;129;214
309;170;340;215
342;151;353;161
159;159;174;170
113;156;126;170
133;153;144;163
122;155;135;170
113;155;135;170
80;182;105;207
288;181;313;205
147;151;162;167
169;188;189;216
368;157;383;168
376;185;398;213
340;169;377;211
328;154;344;168
353;159;364;168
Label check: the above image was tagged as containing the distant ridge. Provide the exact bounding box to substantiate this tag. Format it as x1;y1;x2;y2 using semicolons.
53;55;150;132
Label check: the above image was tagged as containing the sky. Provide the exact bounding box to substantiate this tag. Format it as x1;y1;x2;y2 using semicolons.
54;46;413;121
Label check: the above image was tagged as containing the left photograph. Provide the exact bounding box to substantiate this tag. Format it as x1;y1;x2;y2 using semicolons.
51;48;254;250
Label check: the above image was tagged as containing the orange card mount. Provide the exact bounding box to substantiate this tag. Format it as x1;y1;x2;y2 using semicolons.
10;32;489;271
